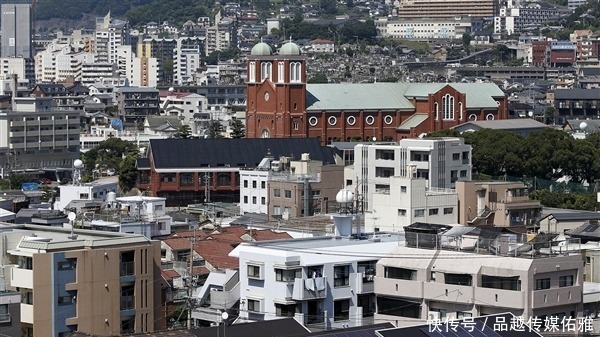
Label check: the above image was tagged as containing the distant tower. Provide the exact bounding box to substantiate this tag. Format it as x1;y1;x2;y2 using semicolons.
0;3;32;58
245;40;307;139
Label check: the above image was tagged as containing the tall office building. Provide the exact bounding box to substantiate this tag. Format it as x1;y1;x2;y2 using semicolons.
1;3;32;58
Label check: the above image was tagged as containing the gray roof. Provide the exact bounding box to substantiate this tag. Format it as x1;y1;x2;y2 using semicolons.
116;87;159;93
554;88;600;100
566;119;600;133
453;119;550;130
541;210;600;222
397;113;428;130
305;82;505;111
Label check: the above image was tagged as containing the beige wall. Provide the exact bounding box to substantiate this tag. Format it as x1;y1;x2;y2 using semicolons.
31;242;161;337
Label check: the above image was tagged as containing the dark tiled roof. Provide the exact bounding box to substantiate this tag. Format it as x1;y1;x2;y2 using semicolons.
147;138;337;169
136;158;151;169
554;89;600;100
567;222;600;240
545;212;600;221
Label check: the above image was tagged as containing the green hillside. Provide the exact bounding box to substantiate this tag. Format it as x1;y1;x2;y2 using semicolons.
33;0;153;21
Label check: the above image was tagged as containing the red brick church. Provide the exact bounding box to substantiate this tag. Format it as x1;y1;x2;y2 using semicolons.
245;41;508;144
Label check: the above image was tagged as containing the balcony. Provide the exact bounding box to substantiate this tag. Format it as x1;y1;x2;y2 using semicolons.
120;262;135;283
21;303;33;324
474;287;524;309
423;282;474;304
11;268;33;289
532;286;581;309
210;281;240;310
374;277;423;299
292;277;327;300
354;273;374;294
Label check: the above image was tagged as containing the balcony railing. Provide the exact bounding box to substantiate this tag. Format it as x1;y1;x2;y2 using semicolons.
292;277;327;300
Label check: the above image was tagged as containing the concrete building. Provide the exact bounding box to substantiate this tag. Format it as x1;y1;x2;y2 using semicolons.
375;231;583;327
54;177;118;211
115;87;160;126
1;3;32;58
456;181;542;227
230;234;399;328
159;90;207;133
36;46;95;83
0;57;34;84
0;97;80;172
95;12;129;64
391;0;497;19
0;290;20;337
366;172;458;233
173;37;204;85
80;63;118;85
0;224;161;336
348;138;471;212
377;17;471;40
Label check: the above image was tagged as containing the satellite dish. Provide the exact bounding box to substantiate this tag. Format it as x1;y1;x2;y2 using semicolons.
68;212;76;221
580;121;588;131
73;159;84;168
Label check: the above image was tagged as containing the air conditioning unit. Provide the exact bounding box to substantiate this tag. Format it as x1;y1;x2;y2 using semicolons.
428;311;440;321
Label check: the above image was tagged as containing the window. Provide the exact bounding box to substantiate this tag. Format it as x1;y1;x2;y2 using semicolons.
293;120;299;130
414;209;425;217
559;275;574;287
444;207;454;215
120;251;134;276
252;196;257;204
249;61;256;82
261;61;272;81
248;299;260;312
243;196;248;204
328;116;337;126
261;181;266;189
248;264;261;279
434;102;439;120
385;267;416;280
278;61;284;82
120;285;135;310
334;265;350;287
58;260;74;270
284;190;292;198
442;94;455;120
429;208;439;216
58;295;74;305
0;304;9;323
460;170;468;178
276;303;298;317
252;181;257;188
401;186;407;193
275;268;301;282
273;206;281;215
261;197;266;205
274;189;281;197
445;273;472;286
452;153;460;160
309;116;318;126
290;62;302;82
481;275;521;291
398;209;407;216
365;115;375;125
334;299;350;321
535;278;551;290
347;116;356;125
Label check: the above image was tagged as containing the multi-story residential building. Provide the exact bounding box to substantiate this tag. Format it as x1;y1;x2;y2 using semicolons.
80;63;118;85
552;89;600;124
1;3;32;59
374;230;583;327
136;138;339;206
391;0;497;19
348;138;471;212
159;90;208;134
54;177;118;211
90;195;172;238
0;290;21;337
456;180;542;227
80;124;168;152
1;224;162;336
568;0;587;11
173;37;204;85
115;87;160;126
205;13;232;56
365;171;458;232
0;57;34;84
0;97;80;172
550;41;577;67
240;153;343;217
231;234;398;328
494;4;559;36
95;12;130;64
570;30;600;61
377;17;471;40
245;41;508;145
162;84;246;113
36;46;95;83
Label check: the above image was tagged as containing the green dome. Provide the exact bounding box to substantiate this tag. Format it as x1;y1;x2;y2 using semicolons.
251;42;273;56
279;42;301;56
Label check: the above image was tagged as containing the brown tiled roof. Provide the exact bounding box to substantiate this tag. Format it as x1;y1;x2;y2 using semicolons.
161;269;180;282
251;229;292;241
163;238;190;251
192;266;211;276
193;240;240;270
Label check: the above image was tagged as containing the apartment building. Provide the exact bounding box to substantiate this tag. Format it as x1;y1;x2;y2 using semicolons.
231;235;399;329
377;17;471;40
349;138;471;212
375;231;583;327
159;90;207;133
115;87;160;126
1;224;161;336
0;97;80;172
54;178;118;211
366;171;458;233
0;57;34;84
391;0;497;19
552;89;600;125
35;46;95;83
80;63;118;86
95;12;129;64
0;290;20;337
173;37;204;85
456;180;542;227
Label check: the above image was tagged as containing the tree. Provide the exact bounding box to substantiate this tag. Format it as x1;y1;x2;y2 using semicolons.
82;138;138;177
462;33;472;55
208;121;225;139
119;154;139;192
174;125;192;139
308;73;328;83
230;119;245;139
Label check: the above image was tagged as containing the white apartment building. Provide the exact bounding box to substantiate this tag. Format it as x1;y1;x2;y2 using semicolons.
36;45;95;83
80;125;167;152
0;97;80;171
230;235;399;328
375;236;583;327
90;196;172;238
366;172;458;232
348;138;471;212
116;45;159;87
95;13;129;64
205;13;231;56
54;178;118;211
80;63;118;85
160;92;207;132
0;57;33;84
239;158;272;215
376;17;471;40
173;37;204;85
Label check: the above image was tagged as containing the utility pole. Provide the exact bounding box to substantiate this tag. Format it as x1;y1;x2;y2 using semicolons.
204;173;211;203
187;227;196;329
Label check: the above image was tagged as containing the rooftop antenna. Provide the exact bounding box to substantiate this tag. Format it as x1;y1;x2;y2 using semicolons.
72;159;84;186
67;212;78;240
